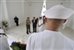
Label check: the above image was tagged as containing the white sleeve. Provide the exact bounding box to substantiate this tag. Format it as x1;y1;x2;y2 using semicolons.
71;41;74;50
72;42;74;50
26;35;35;50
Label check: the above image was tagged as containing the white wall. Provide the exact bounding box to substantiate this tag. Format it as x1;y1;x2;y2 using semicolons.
0;0;9;27
70;0;74;30
29;2;43;17
0;0;2;26
6;0;28;27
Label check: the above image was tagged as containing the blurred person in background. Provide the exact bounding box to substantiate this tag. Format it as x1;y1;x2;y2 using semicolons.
14;16;19;26
26;17;31;34
32;17;36;32
38;17;44;32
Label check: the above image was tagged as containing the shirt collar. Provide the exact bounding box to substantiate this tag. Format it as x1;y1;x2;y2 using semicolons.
44;29;60;33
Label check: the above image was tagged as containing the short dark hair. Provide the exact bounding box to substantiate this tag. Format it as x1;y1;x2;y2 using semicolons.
39;17;42;19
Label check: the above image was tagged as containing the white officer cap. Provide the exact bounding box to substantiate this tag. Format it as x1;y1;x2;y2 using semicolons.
45;5;74;19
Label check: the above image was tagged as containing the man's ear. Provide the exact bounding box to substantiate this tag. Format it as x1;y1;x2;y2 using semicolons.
64;19;67;23
45;17;47;23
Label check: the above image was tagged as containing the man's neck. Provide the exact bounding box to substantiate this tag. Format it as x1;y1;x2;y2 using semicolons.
46;28;59;32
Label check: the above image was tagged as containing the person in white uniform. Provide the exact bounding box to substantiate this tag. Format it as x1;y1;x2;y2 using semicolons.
26;5;74;50
0;27;10;50
38;17;44;32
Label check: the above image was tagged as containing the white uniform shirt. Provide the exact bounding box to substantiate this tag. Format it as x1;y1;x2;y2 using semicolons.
38;19;43;26
38;19;44;32
0;35;10;50
26;30;74;50
0;33;10;50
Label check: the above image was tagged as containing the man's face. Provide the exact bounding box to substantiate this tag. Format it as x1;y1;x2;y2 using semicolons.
33;17;35;19
27;17;29;19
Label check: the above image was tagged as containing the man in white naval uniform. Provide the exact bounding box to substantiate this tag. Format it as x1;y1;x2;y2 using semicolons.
38;17;44;32
0;27;10;50
26;5;74;50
